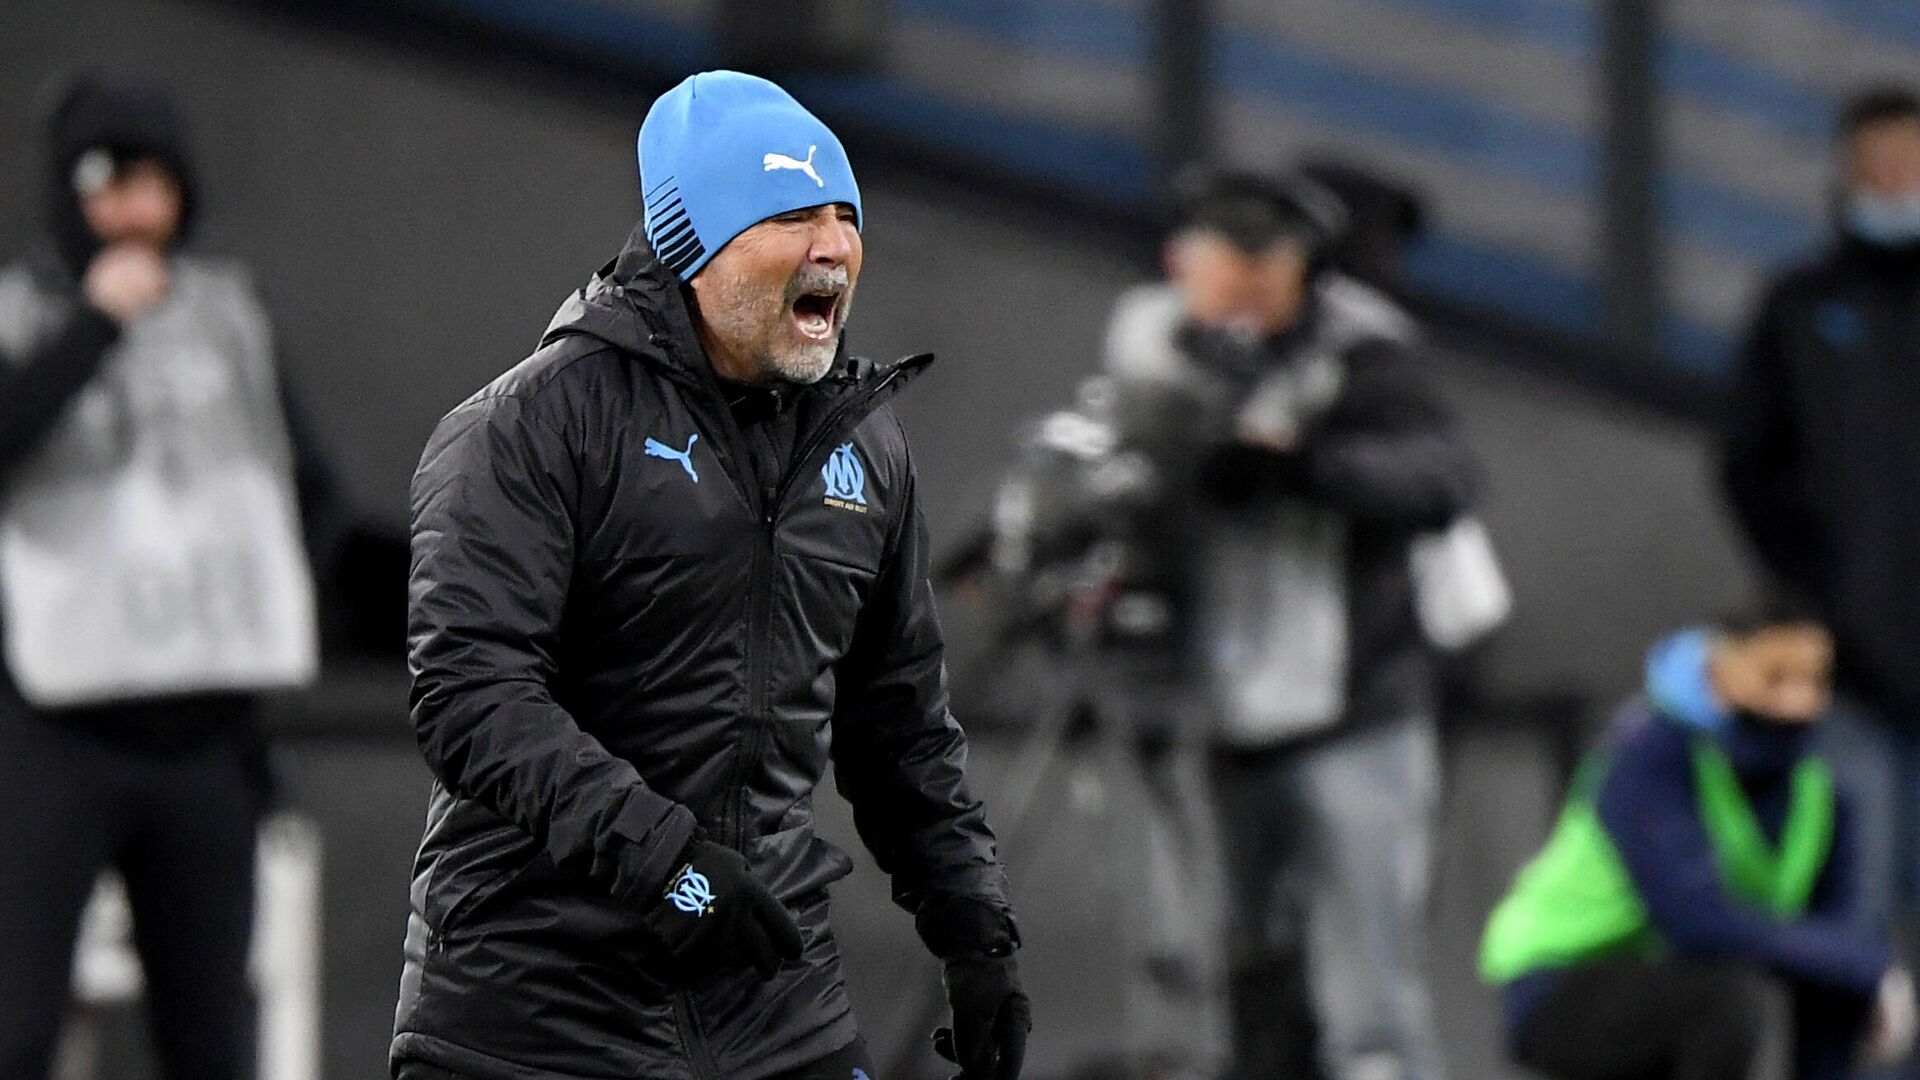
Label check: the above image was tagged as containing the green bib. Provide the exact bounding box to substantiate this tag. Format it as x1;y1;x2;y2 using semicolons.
1479;739;1834;984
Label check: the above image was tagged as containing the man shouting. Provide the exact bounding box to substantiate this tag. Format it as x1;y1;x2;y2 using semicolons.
392;71;1029;1080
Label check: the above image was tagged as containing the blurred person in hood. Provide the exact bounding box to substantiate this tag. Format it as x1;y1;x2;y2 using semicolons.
392;70;1026;1080
1482;613;1913;1080
1723;87;1920;1078
0;73;343;1079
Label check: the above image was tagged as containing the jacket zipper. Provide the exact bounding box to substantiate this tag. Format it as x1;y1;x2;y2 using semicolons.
726;359;925;851
731;508;776;849
671;992;720;1080
658;355;925;1075
640;322;744;1080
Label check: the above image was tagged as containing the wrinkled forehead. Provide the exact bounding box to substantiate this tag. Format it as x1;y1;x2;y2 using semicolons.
746;199;859;227
717;202;863;261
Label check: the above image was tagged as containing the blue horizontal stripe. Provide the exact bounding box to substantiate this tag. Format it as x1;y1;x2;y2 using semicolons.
1659;312;1736;377
1212;30;1599;194
1369;0;1597;55
1406;233;1735;374
1662;175;1822;264
1796;0;1920;49
1373;0;1837;146
1406;233;1602;340
1658;38;1833;142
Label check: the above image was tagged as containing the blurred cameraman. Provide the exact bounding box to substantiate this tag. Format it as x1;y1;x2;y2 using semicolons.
1106;169;1471;1080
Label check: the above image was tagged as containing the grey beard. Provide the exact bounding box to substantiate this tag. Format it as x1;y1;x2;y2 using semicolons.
695;265;856;385
763;269;855;385
764;337;839;384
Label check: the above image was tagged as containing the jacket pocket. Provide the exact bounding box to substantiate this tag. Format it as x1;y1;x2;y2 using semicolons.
434;841;660;950
424;821;539;937
436;860;535;938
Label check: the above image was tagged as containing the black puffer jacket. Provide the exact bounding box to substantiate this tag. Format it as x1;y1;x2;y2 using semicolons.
393;227;1010;1080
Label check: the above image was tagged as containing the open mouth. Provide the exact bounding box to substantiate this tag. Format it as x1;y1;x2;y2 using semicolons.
790;291;841;342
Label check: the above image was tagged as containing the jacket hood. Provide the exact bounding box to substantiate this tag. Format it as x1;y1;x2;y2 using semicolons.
43;73;198;280
1647;628;1727;734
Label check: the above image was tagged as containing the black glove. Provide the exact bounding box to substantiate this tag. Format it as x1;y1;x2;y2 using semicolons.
917;895;1031;1080
640;838;802;980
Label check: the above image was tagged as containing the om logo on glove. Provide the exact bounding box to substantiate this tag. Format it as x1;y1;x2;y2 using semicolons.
666;864;717;917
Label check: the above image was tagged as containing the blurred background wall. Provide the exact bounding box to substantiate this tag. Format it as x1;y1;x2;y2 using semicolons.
6;0;1891;1075
0;0;1776;704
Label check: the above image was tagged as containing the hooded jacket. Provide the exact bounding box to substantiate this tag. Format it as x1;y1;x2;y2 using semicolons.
0;74;338;744
4;73;202;473
40;74;198;284
393;226;1010;1080
1723;230;1920;713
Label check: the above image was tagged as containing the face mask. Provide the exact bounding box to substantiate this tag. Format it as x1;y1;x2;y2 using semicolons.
1728;706;1804;732
1846;190;1920;247
1720;708;1814;772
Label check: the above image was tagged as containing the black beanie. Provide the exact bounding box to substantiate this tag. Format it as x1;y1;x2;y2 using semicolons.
42;73;197;280
1166;167;1350;257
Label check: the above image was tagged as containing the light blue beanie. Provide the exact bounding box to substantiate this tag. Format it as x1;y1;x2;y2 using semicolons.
637;71;862;280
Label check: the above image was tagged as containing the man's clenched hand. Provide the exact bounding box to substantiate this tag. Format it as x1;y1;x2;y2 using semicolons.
84;243;169;324
640;838;802;980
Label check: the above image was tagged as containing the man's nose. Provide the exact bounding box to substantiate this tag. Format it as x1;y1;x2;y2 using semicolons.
808;218;855;266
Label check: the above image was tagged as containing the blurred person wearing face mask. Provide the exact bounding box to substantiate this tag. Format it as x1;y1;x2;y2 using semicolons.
1723;88;1920;1067
1088;168;1474;1080
1482;614;1913;1080
394;71;1025;1080
0;74;336;1079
